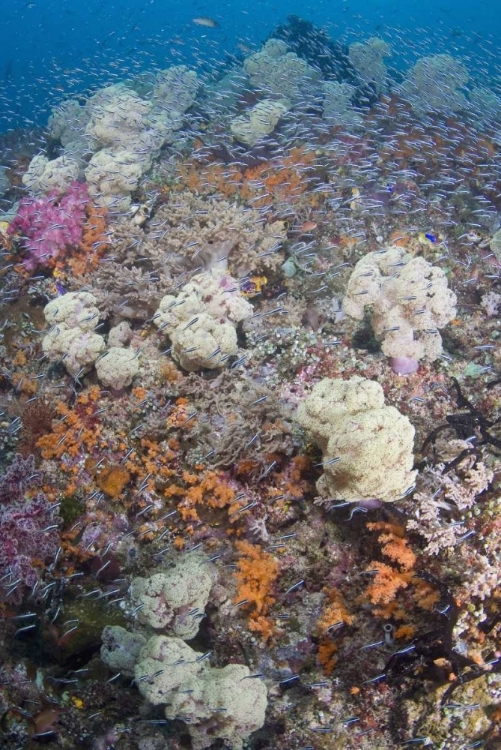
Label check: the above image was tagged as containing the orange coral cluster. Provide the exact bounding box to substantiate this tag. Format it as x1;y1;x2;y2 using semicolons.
233;540;280;642
37;386;104;464
57;202;109;277
174;146;322;211
316;588;354;675
362;521;439;629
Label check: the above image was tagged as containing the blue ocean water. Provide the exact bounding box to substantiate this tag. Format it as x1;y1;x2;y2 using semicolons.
1;0;500;131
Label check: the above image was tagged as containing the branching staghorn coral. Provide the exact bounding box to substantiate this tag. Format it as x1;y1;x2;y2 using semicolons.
153;189;287;276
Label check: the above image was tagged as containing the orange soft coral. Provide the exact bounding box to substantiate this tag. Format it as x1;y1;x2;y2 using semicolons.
233;540;280;642
315;588;354;675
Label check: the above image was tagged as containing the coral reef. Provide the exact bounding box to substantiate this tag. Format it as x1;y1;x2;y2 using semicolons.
3;16;501;750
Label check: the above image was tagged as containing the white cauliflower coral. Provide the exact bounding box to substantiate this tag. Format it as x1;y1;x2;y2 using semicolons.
42;292;106;377
95;346;139;390
134;636;268;750
130;553;217;639
342;246;457;372
154;270;253;371
297;376;417;503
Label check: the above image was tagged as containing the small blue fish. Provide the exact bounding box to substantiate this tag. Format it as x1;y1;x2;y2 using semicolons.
56;282;67;295
425;233;437;243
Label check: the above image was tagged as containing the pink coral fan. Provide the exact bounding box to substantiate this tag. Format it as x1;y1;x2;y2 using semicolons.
0;455;60;603
8;181;88;271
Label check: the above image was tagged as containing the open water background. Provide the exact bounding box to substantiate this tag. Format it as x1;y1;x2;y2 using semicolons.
0;0;499;130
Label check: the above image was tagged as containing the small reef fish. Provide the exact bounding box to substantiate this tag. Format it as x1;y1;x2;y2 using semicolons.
192;17;219;28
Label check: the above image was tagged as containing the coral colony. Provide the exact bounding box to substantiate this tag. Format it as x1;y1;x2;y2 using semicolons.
2;16;501;750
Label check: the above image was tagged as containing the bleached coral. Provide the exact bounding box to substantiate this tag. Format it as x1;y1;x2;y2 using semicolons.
243;38;320;99
297;376;416;503
342;245;457;370
134;635;268;750
231;97;290;147
130;554;217;639
348;37;391;94
399;54;469;116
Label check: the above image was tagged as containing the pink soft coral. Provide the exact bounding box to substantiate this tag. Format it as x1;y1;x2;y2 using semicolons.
8;181;88;271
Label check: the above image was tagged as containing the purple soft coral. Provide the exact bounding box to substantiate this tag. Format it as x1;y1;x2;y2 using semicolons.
8;181;88;271
0;455;60;603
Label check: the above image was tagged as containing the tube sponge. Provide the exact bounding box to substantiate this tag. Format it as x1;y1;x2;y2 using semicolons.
296;376;416;503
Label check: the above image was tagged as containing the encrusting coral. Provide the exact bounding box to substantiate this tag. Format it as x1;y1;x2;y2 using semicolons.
297;376;417;503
